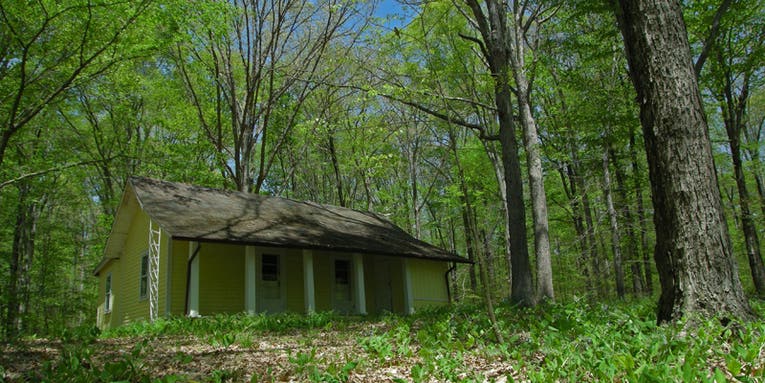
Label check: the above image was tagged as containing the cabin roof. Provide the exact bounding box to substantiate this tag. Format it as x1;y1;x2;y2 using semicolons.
96;177;468;275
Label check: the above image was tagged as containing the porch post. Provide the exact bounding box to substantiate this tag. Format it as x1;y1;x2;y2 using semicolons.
353;253;367;315
188;241;200;317
303;249;315;313
245;246;257;315
402;258;414;314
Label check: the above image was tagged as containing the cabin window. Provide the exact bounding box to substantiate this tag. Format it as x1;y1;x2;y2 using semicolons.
139;252;149;299
105;273;112;313
335;259;350;286
262;254;279;281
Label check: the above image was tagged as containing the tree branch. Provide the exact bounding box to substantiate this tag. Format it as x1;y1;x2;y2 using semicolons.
694;0;732;77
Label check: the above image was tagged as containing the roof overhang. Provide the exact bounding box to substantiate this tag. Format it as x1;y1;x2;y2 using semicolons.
92;182;142;276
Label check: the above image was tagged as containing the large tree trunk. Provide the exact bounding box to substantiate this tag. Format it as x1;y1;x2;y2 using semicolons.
509;4;553;303
465;0;534;306
614;0;754;322
515;67;553;303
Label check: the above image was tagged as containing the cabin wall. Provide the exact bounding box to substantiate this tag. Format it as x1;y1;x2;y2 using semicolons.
170;240;189;316
313;253;332;311
199;242;245;314
409;258;450;310
284;249;305;312
96;261;117;330
115;209;151;325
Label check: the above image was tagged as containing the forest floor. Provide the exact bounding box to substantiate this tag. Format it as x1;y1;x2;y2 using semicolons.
2;298;764;382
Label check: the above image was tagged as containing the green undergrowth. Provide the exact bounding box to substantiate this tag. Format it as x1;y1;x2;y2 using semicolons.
6;298;764;382
102;310;345;338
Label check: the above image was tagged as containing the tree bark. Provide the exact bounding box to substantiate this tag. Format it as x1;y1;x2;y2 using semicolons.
509;2;553;302
717;71;765;296
464;0;534;306
327;133;346;207
630;126;653;294
614;0;754;322
611;147;644;295
4;183;35;339
603;149;626;298
449;130;478;292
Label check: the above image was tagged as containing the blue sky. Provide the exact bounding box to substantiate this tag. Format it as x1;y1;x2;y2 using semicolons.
373;0;412;29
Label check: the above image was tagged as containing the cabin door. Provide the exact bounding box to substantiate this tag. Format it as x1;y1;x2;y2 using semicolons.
332;257;354;314
374;258;393;313
258;253;284;313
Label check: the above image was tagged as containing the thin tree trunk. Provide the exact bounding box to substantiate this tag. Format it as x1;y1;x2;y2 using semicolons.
449;130;478;292
630;127;653;294
481;139;513;292
559;165;592;290
718;72;765;296
611;147;644;295
580;175;601;297
4;183;33;339
478;227;504;344
614;0;754;322
603;150;626;298
327;133;346;207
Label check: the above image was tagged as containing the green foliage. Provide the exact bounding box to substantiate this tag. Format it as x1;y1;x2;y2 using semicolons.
6;300;765;381
103;311;339;339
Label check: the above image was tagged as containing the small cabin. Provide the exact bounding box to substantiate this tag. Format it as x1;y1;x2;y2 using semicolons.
93;177;468;329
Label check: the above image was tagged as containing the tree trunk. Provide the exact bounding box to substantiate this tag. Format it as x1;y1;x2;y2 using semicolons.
464;0;534;306
481;139;513;292
327;133;346;207
515;70;554;303
509;6;553;302
611;147;644;295
449;130;478;292
614;0;754;322
559;164;592;291
603;150;626;298
718;73;765;296
4;183;35;339
630;127;653;294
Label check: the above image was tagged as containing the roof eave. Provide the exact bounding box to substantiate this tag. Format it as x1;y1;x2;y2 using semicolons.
171;235;471;263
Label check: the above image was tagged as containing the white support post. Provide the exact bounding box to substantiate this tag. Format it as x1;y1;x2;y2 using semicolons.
164;235;173;317
353;253;367;315
245;246;257;315
148;220;161;322
303;250;315;314
188;241;200;317
402;258;414;315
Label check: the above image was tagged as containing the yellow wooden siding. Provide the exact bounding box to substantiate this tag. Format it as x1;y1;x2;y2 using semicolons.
283;249;304;312
199;242;245;314
170;240;189;316
115;209;151;325
409;259;449;310
362;258;375;314
390;259;405;313
96;261;116;330
158;230;169;316
313;252;331;311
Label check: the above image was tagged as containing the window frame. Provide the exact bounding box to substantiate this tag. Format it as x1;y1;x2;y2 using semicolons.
139;251;149;300
104;273;112;313
261;253;279;282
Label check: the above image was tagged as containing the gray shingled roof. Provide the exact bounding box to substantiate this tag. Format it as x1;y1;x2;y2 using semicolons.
130;177;468;263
